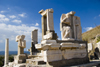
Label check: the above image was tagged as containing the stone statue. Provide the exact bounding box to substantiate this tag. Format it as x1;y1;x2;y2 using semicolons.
60;11;82;40
60;12;73;40
16;35;26;55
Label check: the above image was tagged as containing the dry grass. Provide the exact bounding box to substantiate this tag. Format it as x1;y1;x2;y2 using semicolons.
82;25;100;42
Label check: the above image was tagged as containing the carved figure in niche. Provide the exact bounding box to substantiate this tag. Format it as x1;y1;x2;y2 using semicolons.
61;26;71;40
60;14;73;40
16;35;26;55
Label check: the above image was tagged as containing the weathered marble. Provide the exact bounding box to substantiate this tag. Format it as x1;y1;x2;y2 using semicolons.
60;11;82;40
39;8;58;40
28;29;38;55
42;50;62;62
16;35;26;55
14;54;27;64
31;29;38;43
62;49;87;59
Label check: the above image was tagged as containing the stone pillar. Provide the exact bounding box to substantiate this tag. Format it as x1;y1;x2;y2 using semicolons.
31;29;38;43
4;38;9;66
30;29;38;55
47;9;54;31
42;16;47;40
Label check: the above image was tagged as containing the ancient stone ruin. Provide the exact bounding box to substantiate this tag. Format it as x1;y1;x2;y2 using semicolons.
4;8;90;67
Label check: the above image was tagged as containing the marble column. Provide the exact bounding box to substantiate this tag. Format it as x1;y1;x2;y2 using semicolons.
47;9;54;31
5;38;9;66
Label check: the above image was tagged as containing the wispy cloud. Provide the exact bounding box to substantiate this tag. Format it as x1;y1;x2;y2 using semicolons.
35;23;39;26
18;13;26;17
0;14;9;22
12;19;22;24
84;27;93;31
94;14;100;19
9;15;16;19
0;14;5;18
0;11;5;13
0;23;42;51
99;14;100;17
0;23;41;43
8;8;10;9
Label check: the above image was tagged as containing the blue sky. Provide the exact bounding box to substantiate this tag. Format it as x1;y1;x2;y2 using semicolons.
0;0;100;51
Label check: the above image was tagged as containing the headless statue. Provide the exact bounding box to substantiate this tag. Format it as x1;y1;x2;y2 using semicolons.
16;35;26;55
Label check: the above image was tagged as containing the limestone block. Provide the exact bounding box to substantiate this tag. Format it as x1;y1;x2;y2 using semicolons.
31;29;38;43
43;32;53;40
14;54;27;64
43;50;62;62
43;50;61;55
41;40;56;44
44;54;62;62
60;43;80;49
49;43;60;50
60;43;73;49
35;44;49;50
35;43;60;50
35;40;60;50
62;49;87;59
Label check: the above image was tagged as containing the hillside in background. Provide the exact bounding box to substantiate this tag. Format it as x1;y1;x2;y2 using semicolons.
82;25;100;42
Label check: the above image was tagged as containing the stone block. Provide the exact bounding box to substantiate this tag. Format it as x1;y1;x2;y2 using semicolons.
44;54;62;62
43;50;61;55
35;43;60;50
62;49;87;59
31;29;38;43
60;43;80;49
41;40;57;44
14;54;27;64
42;50;62;62
43;32;53;40
36;40;60;50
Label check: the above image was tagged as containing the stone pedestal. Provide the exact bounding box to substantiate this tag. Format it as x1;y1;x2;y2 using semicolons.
14;54;27;64
35;40;61;62
43;50;62;62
